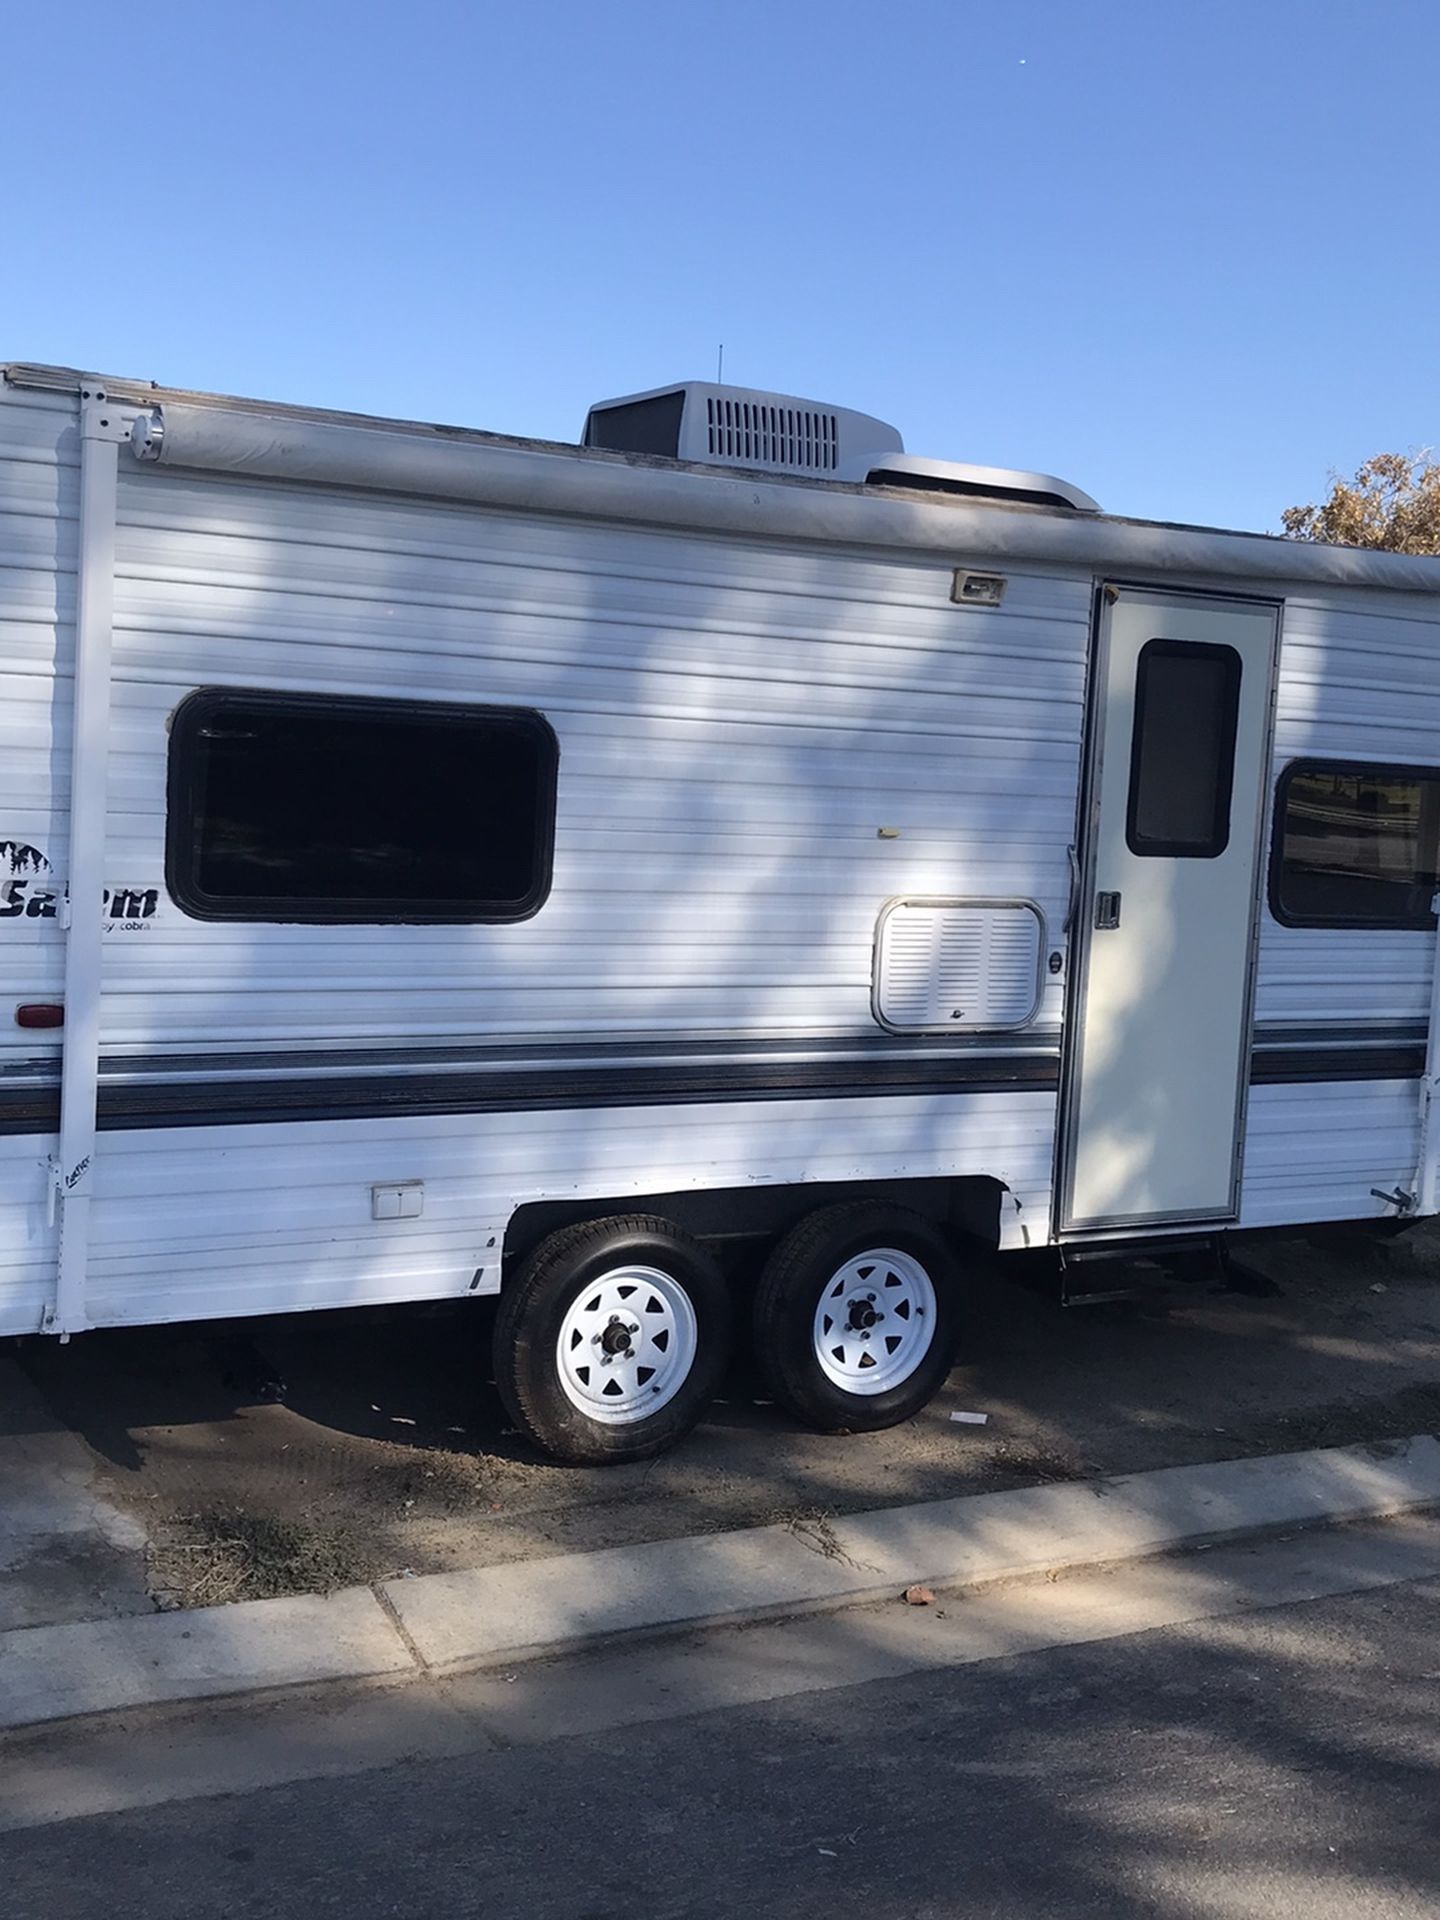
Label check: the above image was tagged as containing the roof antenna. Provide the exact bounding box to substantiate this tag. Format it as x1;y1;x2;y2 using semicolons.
716;343;724;384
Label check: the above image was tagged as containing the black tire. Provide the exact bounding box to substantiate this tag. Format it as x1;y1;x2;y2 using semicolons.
494;1214;730;1464
752;1202;960;1433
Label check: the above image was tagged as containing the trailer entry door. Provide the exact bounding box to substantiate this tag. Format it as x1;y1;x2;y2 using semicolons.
1059;588;1278;1231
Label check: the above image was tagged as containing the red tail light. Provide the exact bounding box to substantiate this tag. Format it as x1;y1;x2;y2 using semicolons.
16;1004;64;1029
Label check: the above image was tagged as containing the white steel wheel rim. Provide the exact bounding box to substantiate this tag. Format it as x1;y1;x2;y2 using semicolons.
556;1264;699;1425
812;1246;938;1395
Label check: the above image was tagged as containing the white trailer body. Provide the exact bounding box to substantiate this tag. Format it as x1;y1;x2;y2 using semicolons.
3;362;1440;1454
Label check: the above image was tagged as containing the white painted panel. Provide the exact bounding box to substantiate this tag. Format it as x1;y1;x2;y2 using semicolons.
1239;1079;1420;1229
31;1088;1055;1331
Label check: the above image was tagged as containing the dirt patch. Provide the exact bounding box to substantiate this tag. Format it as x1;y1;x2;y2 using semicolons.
149;1507;373;1609
15;1222;1440;1613
1238;1379;1440;1458
981;1444;1088;1486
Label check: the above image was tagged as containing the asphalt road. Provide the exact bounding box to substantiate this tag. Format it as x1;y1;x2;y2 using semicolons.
4;1528;1439;1919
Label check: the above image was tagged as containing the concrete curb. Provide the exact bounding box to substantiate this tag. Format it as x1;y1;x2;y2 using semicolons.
3;1435;1438;1733
0;1589;413;1729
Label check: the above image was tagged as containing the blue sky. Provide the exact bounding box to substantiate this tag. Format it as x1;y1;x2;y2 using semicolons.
4;1;1435;530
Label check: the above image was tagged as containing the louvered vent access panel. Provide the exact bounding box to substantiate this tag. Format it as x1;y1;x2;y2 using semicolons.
874;900;1044;1033
706;396;839;473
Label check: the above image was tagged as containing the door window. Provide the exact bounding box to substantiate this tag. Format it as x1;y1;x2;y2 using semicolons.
1126;638;1243;858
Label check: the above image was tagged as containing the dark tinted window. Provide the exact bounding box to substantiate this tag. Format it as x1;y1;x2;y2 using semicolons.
168;690;557;922
1271;761;1440;929
1126;639;1243;858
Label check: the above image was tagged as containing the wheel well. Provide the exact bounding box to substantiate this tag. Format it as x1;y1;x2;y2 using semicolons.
502;1176;1004;1273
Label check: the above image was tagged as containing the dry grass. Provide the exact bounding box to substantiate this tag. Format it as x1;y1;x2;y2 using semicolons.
149;1506;373;1609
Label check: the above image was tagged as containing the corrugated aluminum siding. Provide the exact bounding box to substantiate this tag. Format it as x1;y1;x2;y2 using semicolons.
71;1091;1057;1328
0;388;74;1332
0;385;1081;1331
1239;1079;1423;1229
1255;588;1440;1031
1241;587;1440;1223
96;461;1086;1052
0;387;75;1046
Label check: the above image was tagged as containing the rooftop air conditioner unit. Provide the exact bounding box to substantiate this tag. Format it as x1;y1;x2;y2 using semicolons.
582;381;1099;510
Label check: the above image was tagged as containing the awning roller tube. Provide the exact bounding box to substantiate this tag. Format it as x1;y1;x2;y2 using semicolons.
128;400;1440;596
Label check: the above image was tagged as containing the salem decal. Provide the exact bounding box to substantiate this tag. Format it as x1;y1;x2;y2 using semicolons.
0;881;59;919
0;880;160;923
104;887;159;927
0;841;51;876
1;841;158;928
2;839;59;919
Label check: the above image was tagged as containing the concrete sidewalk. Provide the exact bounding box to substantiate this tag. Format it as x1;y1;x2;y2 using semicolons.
3;1433;1437;1733
0;1360;150;1634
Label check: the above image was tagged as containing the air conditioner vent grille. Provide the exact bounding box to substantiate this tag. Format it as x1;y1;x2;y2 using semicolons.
706;397;839;472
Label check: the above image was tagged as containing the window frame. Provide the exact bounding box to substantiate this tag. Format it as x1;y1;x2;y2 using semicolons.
1124;637;1244;860
1267;756;1440;932
166;686;559;926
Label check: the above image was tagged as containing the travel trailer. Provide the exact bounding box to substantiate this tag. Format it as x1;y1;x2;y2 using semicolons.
4;361;1439;1461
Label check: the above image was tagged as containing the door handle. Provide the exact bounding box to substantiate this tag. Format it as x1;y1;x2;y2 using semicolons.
1094;890;1122;930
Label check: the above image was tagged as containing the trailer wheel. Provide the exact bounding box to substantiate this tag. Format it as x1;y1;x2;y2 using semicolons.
493;1214;730;1464
752;1203;960;1433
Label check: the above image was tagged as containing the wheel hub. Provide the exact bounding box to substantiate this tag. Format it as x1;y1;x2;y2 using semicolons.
556;1266;698;1424
813;1248;938;1395
599;1316;636;1357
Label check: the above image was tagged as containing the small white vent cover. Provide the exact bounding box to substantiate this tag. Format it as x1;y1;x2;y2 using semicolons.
873;899;1044;1033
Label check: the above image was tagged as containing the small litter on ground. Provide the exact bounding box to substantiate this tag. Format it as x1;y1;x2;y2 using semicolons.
950;1410;989;1425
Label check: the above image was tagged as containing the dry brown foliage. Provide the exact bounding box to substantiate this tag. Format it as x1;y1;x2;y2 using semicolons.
1282;451;1440;555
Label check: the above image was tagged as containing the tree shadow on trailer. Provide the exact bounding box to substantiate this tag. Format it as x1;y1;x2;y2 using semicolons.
16;444;1440;1588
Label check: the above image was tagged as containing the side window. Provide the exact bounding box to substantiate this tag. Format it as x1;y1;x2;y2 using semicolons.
167;689;558;923
1270;761;1440;929
1125;639;1243;859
